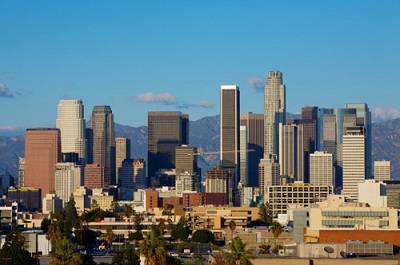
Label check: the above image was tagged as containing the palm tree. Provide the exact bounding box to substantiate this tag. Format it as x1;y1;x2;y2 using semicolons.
223;236;254;265
49;236;82;265
270;221;283;248
124;204;134;223
104;228;116;252
228;220;236;241
139;230;167;265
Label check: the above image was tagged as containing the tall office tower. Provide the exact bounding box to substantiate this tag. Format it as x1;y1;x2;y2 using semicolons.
84;164;106;189
258;158;280;194
148;111;189;182
296;106;319;183
264;70;286;160
240;113;264;187
220;85;240;187
279;124;304;182
309;151;334;186
56;100;86;164
115;137;131;182
342;126;366;199
175;145;199;175
89;106;116;186
55;162;81;207
85;128;93;164
345;104;371;179
239;126;248;186
321;108;357;190
17;157;25;187
25;128;61;199
374;160;391;181
133;158;146;190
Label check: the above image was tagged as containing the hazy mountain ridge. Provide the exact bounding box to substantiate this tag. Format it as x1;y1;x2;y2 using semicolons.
1;116;400;178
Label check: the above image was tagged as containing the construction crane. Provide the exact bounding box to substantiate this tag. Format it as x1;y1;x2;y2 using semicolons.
189;148;255;156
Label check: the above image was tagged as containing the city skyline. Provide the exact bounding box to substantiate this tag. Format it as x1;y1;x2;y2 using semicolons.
1;1;400;135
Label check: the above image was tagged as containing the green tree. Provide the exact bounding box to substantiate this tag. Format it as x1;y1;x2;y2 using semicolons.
104;228;116;251
0;226;35;265
223;236;254;265
124;204;134;222
228;220;236;241
111;249;140;265
270;221;283;247
170;225;187;241
128;231;143;242
41;217;51;233
192;229;214;243
133;213;143;231
258;244;271;254
177;242;193;253
139;230;167;265
50;236;83;265
91;199;99;210
258;202;272;224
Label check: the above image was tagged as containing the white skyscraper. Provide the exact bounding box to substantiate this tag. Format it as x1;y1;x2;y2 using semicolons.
310;151;334;186
264;71;285;159
56;100;86;162
342;126;365;199
55;162;81;206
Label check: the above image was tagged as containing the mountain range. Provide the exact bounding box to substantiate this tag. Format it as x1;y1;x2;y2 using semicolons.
0;115;399;179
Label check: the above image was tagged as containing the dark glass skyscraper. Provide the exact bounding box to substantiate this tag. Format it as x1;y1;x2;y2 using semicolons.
147;111;189;182
89;106;116;186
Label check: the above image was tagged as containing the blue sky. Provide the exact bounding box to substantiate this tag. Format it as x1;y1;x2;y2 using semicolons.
1;1;399;135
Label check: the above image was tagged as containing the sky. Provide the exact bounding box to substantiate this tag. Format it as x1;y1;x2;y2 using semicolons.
1;1;399;135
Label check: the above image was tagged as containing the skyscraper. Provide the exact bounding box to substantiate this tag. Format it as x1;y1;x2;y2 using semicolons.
55;162;81;206
345;103;371;179
264;71;286;159
147;111;189;181
279;123;304;182
239;125;248;186
321;108;357;189
342;126;365;199
240;113;264;187
220;85;240;186
89;106;116;186
24;128;61;199
309;151;334;186
56;100;86;164
115;137;131;182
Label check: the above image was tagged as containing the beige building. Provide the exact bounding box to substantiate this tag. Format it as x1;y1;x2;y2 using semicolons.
115;137;131;182
374;160;390;181
42;194;63;214
258;158;280;194
265;183;332;216
309;151;334;186
55;162;81;206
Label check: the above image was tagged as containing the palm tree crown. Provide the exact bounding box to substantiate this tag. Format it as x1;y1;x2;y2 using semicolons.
139;230;167;265
224;236;254;265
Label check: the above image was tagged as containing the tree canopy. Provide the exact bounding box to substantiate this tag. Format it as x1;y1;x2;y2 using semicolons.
192;229;214;243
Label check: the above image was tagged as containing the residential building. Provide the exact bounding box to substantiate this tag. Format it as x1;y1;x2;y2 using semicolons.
0;202;18;229
55;162;81;206
42;194;63;214
258;158;280;194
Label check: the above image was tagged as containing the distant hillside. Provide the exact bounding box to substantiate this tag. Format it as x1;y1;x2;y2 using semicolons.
1;115;400;178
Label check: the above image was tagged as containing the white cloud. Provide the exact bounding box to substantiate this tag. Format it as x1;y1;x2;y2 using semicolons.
0;83;14;98
0;125;23;131
197;100;215;108
372;106;400;121
245;76;265;92
135;92;177;105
